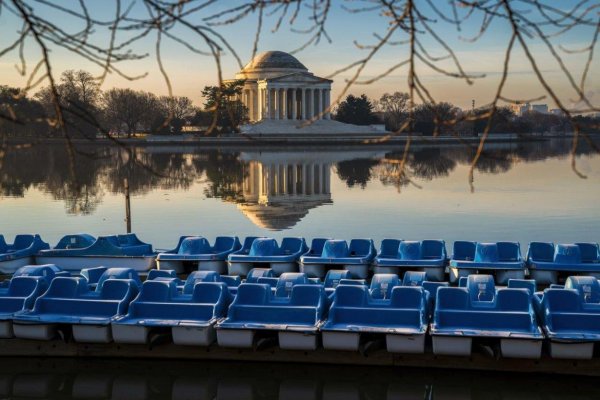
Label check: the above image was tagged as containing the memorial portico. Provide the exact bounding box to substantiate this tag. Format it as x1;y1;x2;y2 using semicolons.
230;51;333;122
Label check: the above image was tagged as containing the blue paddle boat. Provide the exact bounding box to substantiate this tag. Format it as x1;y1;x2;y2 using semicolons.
35;234;157;273
216;273;327;350
374;239;447;281
0;234;50;274
448;241;525;284
538;276;600;359
431;274;543;358
527;242;600;284
227;237;307;277
112;278;232;345
321;273;430;353
299;238;376;279
12;269;139;342
0;275;49;338
156;236;241;274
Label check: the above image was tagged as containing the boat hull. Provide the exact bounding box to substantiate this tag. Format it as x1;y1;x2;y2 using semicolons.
300;263;370;279
0;321;13;338
111;324;150;344
449;267;524;284
172;326;216;346
278;331;318;351
216;329;255;348
322;331;360;351
500;338;542;359
550;342;595;359
72;324;112;343
157;259;227;274
35;255;156;273
386;333;425;354
432;336;472;356
228;261;298;277
0;257;34;274
12;323;57;340
373;265;445;282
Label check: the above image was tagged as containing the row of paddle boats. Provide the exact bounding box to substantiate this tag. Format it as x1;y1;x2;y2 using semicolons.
2;234;600;284
1;264;599;360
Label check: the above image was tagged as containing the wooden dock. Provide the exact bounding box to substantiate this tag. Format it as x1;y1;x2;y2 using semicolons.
1;339;599;377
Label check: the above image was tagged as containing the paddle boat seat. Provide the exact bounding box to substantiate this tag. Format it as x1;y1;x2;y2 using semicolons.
374;240;447;281
146;269;178;281
449;241;525;284
321;282;429;353
323;270;352;296
178;270;241;295
245;268;274;283
157;236;241;274
538;276;600;359
80;267;142;290
527;242;600;284
0;234;50;274
431;274;543;359
228;237;307;277
216;278;327;350
0;276;49;338
300;238;376;279
112;279;232;345
36;234;156;272
12;276;139;343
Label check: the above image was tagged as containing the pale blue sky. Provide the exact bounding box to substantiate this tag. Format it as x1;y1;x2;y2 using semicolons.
0;0;597;109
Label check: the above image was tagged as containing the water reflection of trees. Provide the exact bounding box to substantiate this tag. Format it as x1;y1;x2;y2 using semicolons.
0;138;596;215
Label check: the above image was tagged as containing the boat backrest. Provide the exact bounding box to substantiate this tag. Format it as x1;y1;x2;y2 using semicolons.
235;283;271;305
147;269;177;280
192;282;227;304
575;243;600;263
436;287;469;310
307;238;330;256
240;236;261;253
349;239;373;257
54;234;96;250
13;234;34;250
0;235;7;252
527;242;554;262
183;271;221;294
474;243;499;263
290;285;324;307
553;244;582;264
334;285;368;307
390;286;425;309
138;280;178;302
370;274;400;300
508;279;537;296
246;268;274;283
338;279;367;286
421;240;446;259
324;270;350;289
275;273;309;298
100;279;136;300
402;271;426;287
8;276;43;298
178;237;211;255
44;277;87;298
453;241;476;261
542;289;580;312
249;238;279;257
379;239;401;258
96;268;141;291
280;237;305;254
423;281;449;296
458;277;468;287
565;276;600;304
220;275;241;288
496;289;530;312
13;264;60;286
80;267;108;285
321;240;348;258
117;234;143;246
214;236;238;252
467;275;496;305
398;241;422;260
497;242;521;261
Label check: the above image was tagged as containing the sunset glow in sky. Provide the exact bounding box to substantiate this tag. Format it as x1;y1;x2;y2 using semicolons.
1;1;597;110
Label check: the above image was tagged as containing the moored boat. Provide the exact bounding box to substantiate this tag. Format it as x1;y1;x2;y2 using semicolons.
299;238;376;279
374;239;447;281
156;236;241;274
227;237;307;277
0;234;50;274
35;234;157;273
449;241;525;284
527;242;600;285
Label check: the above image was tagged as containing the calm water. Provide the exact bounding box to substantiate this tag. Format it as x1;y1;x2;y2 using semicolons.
0;138;598;250
0;357;597;399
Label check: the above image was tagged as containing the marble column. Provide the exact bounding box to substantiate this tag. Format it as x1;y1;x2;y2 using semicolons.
301;88;306;120
317;88;322;120
257;88;263;121
264;87;271;120
325;89;331;119
281;88;287;120
292;88;298;120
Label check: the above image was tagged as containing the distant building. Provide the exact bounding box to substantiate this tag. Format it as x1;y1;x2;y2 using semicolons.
531;104;549;114
550;109;565;117
508;102;549;116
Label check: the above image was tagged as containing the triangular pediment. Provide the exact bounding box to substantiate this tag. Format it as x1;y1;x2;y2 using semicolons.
265;72;332;83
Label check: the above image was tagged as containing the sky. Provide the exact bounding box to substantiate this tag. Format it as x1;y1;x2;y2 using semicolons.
0;0;598;110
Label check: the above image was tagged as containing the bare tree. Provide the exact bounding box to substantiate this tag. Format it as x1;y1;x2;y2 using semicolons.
103;89;158;137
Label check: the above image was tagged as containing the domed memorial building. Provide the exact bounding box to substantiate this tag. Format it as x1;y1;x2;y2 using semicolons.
229;51;387;134
233;51;332;122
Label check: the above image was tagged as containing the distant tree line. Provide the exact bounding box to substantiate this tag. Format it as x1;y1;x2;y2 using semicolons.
334;92;600;136
0;70;248;138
